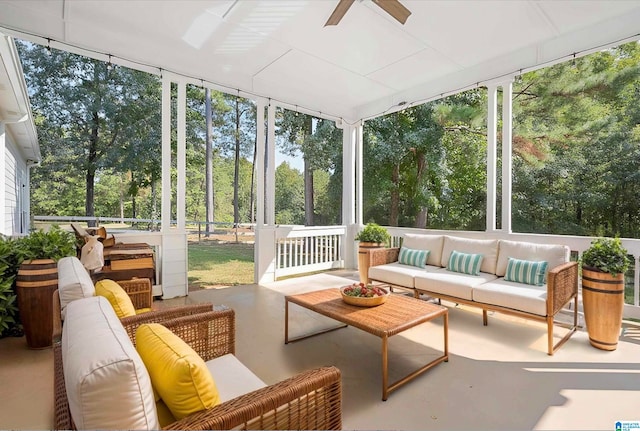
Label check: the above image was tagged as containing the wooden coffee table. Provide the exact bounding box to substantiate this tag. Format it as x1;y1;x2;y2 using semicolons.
285;288;448;400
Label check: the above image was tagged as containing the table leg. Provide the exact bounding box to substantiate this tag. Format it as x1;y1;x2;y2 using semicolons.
444;311;449;361
382;310;449;400
284;299;347;344
285;298;290;344
382;335;389;401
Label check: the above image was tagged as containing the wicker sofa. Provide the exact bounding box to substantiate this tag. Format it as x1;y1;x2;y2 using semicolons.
52;292;342;430
367;234;579;355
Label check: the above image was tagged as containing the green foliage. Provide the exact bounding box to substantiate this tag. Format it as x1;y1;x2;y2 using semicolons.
275;162;305;224
355;223;390;244
15;226;76;262
581;237;630;276
0;237;18;336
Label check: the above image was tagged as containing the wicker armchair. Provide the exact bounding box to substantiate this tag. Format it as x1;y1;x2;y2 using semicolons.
116;277;153;310
52;292;342;430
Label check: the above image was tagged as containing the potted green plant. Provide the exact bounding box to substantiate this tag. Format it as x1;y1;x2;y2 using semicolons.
13;225;76;348
355;223;390;284
355;223;390;245
581;237;630;351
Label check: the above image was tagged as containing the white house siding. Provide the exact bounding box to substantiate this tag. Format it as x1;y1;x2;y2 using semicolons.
3;134;28;235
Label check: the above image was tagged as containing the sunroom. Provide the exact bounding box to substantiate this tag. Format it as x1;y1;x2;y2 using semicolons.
1;1;640;429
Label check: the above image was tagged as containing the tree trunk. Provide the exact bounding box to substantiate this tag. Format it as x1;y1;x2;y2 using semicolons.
119;175;124;222
414;151;428;228
233;97;241;242
205;88;214;237
389;163;400;226
151;174;158;230
304;157;314;226
85;111;99;227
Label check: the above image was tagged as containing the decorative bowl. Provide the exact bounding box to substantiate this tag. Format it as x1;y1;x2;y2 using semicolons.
340;284;389;307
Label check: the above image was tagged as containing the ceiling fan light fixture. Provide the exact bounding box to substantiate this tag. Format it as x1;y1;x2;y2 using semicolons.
325;0;411;27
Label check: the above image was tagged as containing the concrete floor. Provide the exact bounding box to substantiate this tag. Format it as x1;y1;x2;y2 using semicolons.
2;269;640;430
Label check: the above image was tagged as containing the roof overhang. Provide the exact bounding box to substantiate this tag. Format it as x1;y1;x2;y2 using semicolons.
0;32;39;162
0;1;639;124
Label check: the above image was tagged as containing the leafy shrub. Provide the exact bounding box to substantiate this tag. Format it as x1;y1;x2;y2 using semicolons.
355;223;390;244
0;237;18;336
581;237;630;276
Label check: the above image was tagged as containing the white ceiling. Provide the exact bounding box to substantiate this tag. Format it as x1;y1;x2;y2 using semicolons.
0;0;640;124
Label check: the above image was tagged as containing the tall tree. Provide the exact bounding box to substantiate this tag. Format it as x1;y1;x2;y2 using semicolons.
18;41;161;225
205;88;214;236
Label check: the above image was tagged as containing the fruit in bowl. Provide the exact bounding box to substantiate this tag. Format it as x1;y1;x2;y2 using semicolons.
340;283;389;307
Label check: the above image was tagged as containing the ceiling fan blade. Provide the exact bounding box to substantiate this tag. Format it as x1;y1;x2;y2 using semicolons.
372;0;411;24
325;0;356;26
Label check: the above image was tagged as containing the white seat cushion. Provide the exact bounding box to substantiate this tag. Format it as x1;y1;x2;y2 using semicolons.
415;267;498;301
441;236;499;275
473;278;547;316
496;240;569;277
205;354;266;403
369;262;441;288
57;256;95;319
62;296;159;430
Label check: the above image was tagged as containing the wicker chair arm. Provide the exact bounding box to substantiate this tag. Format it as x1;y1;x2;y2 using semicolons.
546;261;579;316
368;247;400;267
52;289;62;345
145;309;236;360
117;278;153;310
164;366;342;430
120;303;216;343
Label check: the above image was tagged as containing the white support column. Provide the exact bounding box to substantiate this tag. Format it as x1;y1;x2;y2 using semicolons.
0;123;6;235
256;101;277;284
341;123;357;269
486;85;498;232
266;102;276;226
160;75;188;299
255;100;266;227
501;80;513;233
161;76;172;232
177;81;186;231
356;122;364;227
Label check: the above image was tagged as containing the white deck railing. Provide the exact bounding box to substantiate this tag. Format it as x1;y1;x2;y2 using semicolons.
274;225;345;278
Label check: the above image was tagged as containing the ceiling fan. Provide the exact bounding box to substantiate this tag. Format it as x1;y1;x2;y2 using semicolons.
325;0;412;26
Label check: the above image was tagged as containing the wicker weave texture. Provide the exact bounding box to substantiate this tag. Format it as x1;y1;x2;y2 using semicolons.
368;247;400;267
54;301;343;430
117;278;153;310
547;261;579;315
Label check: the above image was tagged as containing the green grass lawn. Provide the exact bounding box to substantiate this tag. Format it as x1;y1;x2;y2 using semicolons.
188;241;254;288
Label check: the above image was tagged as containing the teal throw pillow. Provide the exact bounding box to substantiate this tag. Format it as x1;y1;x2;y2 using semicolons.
398;247;429;268
504;257;548;286
447;250;483;276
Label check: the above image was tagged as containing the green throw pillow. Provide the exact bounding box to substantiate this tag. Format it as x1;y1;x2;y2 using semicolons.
447;250;483;276
398;247;429;268
504;257;548;286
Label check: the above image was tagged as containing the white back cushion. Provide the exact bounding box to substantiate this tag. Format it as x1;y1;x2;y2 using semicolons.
402;234;444;267
62;296;159;430
496;240;570;277
57;256;95;319
441;236;499;274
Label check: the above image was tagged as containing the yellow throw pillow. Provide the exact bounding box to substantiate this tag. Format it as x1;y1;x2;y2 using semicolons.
94;279;136;318
135;323;220;419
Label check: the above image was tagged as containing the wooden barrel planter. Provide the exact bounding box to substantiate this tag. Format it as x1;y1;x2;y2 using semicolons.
16;259;58;349
358;242;384;284
582;267;625;351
